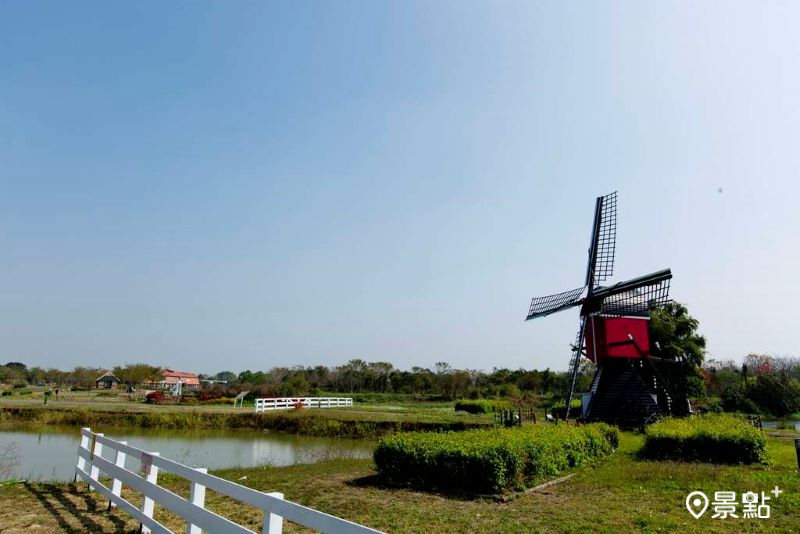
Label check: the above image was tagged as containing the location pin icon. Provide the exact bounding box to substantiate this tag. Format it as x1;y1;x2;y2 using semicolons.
686;491;709;519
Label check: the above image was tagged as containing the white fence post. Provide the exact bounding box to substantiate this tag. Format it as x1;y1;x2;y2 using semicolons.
140;451;160;534
108;440;127;510
75;427;91;483
186;467;208;534
262;492;284;534
89;432;104;490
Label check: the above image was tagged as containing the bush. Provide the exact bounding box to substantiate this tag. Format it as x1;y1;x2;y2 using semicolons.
749;374;800;417
197;391;225;402
374;423;618;494
720;383;760;414
454;399;511;414
641;414;767;464
145;391;167;405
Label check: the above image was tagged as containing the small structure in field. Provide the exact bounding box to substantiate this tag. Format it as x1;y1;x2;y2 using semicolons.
95;371;120;390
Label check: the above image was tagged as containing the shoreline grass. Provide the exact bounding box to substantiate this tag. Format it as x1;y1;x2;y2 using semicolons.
0;403;492;438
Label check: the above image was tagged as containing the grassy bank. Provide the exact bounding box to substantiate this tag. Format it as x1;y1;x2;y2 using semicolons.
1;432;797;532
0;404;491;438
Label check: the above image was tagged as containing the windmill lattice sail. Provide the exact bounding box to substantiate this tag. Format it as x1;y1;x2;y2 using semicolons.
526;286;586;320
587;191;617;287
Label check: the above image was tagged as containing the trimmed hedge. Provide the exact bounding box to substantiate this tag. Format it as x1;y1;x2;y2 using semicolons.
454;399;511;414
374;423;618;494
641;414;767;464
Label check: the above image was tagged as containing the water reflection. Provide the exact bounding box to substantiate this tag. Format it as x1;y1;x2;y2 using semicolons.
0;425;373;481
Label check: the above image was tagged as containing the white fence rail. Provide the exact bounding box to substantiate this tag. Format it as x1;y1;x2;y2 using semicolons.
74;427;382;534
255;397;353;413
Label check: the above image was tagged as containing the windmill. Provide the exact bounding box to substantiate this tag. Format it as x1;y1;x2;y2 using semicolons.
525;192;688;425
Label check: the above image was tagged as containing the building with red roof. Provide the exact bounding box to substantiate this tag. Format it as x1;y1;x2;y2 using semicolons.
151;369;200;389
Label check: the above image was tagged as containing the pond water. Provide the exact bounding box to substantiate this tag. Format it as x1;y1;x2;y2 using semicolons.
761;421;800;431
0;425;374;481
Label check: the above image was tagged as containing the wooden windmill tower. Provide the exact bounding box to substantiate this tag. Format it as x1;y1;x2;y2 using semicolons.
525;192;689;425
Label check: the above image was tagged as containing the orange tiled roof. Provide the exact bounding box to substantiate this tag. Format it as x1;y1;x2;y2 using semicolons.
161;369;200;385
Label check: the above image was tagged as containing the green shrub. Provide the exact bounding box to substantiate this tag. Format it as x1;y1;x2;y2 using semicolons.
749;374;800;417
641;414;767;464
454;399;511;414
720;383;760;414
374;423;618;494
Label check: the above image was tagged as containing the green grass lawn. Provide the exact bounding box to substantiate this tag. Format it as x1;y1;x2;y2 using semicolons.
1;431;797;533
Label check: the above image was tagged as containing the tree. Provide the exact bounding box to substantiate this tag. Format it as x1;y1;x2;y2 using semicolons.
68;367;104;389
338;359;368;393
749;373;800;417
113;363;162;386
213;371;237;383
649;302;708;403
649;302;707;368
26;366;47;385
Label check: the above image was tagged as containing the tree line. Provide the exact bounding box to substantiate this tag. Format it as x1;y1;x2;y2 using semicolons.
0;359;587;400
2;356;797;417
702;353;800;417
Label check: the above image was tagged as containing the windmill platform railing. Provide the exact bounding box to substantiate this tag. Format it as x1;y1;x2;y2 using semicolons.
74;427;382;534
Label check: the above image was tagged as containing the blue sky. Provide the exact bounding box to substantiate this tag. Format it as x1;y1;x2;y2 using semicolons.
1;2;798;373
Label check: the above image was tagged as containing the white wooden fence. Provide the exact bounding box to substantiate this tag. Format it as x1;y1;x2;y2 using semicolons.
74;427;382;534
255;397;353;413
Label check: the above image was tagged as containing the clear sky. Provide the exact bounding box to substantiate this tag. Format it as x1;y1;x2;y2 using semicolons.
1;2;798;374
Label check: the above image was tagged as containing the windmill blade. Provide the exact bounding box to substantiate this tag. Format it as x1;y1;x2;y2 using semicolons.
585;191;618;288
526;286;586;320
596;268;672;316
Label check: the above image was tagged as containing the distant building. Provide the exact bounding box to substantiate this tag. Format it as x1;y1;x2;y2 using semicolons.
157;369;200;389
95;371;121;390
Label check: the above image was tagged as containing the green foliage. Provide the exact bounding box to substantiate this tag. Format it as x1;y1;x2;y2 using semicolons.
550;398;582;409
641;414;767;464
749;373;800;417
649;302;707;368
454;399;511;414
720;382;759;413
112;363;162;385
649;302;707;411
374;423;618;493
